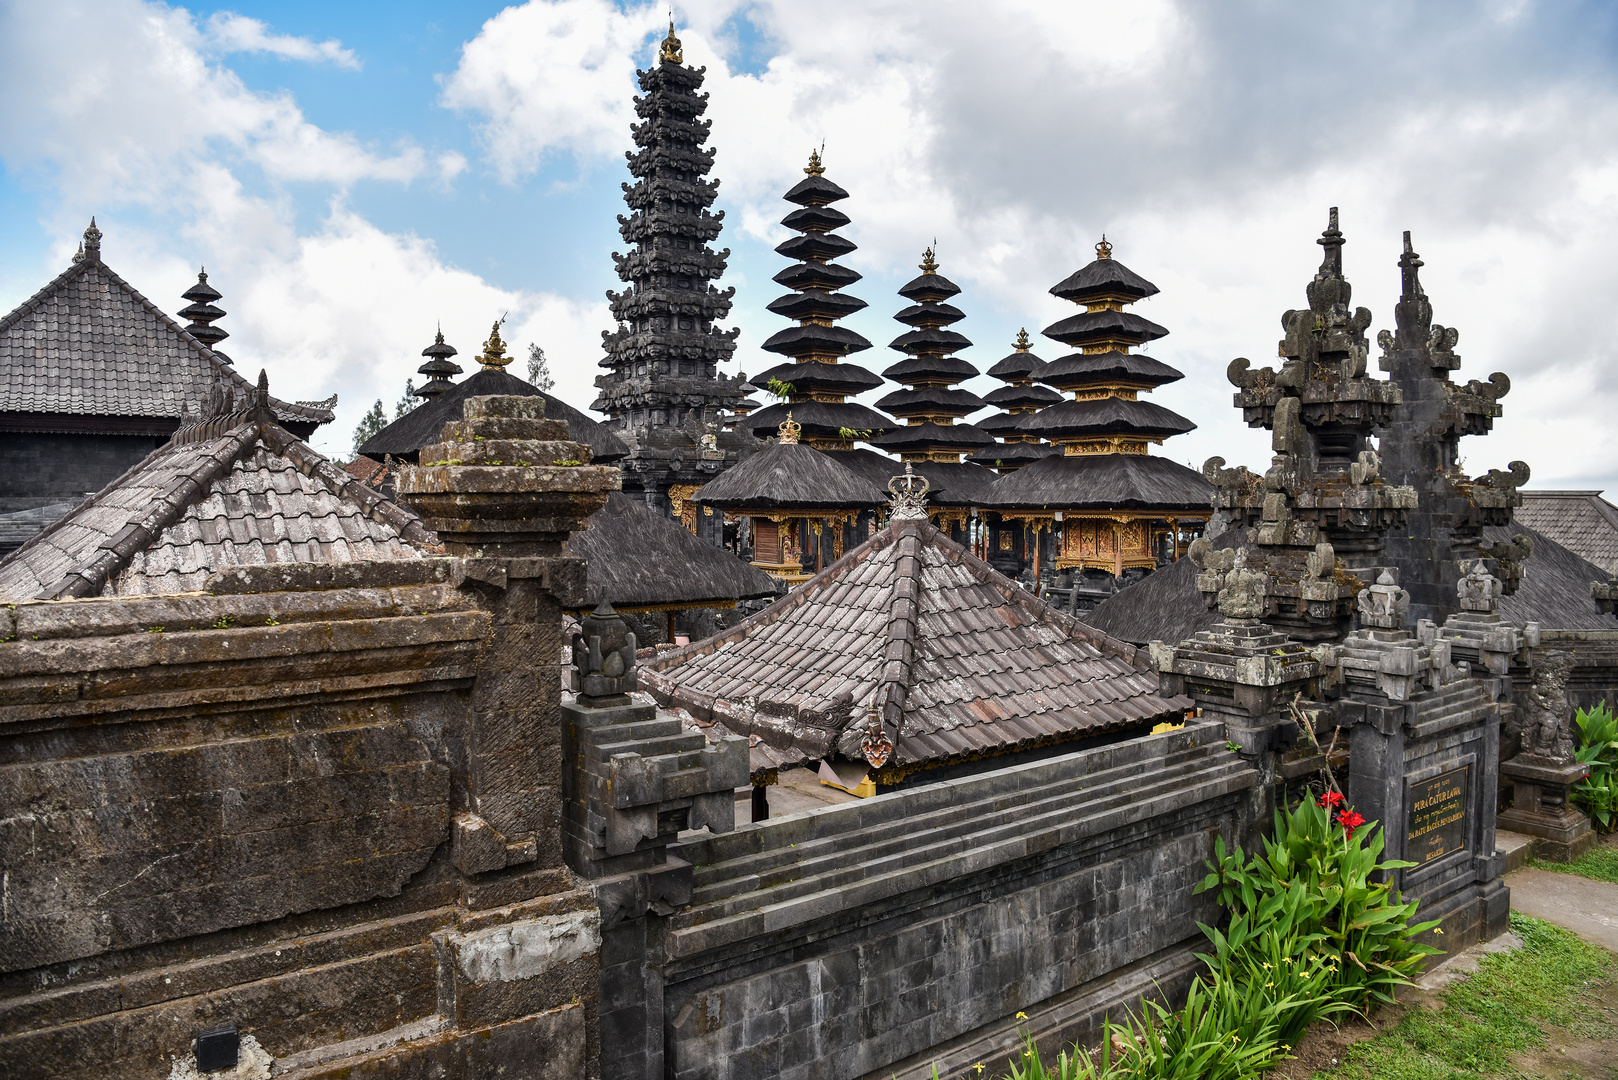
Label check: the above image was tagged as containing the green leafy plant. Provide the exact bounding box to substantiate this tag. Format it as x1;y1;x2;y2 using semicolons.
553;458;583;467
212;614;235;630
764;377;795;400
1571;702;1618;832
838;426;873;440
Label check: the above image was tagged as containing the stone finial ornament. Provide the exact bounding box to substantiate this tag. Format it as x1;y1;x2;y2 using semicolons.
1458;560;1503;613
81;217;102;262
572;601;639;706
179;268;231;363
1094;234;1112;260
1356;569;1410;629
1521;650;1577;764
804;147;825;175
887;463;931;521
777;413;801;444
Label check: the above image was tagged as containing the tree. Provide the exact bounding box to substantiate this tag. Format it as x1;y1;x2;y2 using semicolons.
351;398;387;458
527;343;554;392
394;379;419;420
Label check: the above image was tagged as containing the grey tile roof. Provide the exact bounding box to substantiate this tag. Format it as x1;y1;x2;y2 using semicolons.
0;407;436;602
1515;491;1618;575
641;519;1187;771
0;256;333;429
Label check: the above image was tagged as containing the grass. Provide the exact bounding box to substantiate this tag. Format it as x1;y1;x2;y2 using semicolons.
1527;843;1618;885
1317;912;1616;1080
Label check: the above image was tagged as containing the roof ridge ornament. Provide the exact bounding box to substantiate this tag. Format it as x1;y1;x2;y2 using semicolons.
804;147;825;175
777;413;801;444
82;217;102;263
918;245;938;274
1094;234;1112;260
1014;328;1031;351
478;318;511;370
887;462;931;520
659;18;682;64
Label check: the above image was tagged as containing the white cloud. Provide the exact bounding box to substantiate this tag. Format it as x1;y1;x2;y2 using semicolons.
439;0;666;181
0;0;427;208
203;12;361;70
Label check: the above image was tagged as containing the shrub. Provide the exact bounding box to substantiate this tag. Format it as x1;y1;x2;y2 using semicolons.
1571;702;1618;833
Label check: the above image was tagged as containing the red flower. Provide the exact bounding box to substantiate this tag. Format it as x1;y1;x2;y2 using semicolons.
1317;790;1345;809
1335;809;1366;840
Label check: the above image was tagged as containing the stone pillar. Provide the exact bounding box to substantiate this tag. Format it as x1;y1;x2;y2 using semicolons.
560;602;747;1080
396;394;621;1077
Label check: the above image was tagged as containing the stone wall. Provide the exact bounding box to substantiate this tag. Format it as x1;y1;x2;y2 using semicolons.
624;721;1255;1080
0;561;601;1079
0;431;167;511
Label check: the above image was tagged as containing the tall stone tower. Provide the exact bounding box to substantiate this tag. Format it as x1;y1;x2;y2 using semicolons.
594;22;753;540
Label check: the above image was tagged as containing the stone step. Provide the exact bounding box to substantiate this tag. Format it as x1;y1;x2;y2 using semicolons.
682;757;1250;921
687;738;1224;890
683;744;1235;915
589;731;707;762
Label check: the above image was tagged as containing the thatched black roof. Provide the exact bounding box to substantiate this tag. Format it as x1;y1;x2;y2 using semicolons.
1018;398;1196;441
1080;520;1618;647
358;368;628;463
1040;350;1183;390
692;440;886;510
986;452;1213;511
564;492;777;611
1080;529;1244;646
909;459;1000;507
1491;521;1617;630
1049;257;1160;304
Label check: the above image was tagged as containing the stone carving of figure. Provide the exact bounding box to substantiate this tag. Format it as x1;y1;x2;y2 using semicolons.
1217;550;1269;620
1521;649;1576;764
1457;559;1503;613
571;601;638;704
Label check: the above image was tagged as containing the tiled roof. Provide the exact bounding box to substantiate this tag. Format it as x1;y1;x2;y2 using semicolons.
641;519;1187;770
1515;491;1618;575
0;255;332;429
0;395;436;602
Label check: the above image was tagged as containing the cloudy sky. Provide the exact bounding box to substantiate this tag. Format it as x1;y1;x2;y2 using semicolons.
3;0;1617;490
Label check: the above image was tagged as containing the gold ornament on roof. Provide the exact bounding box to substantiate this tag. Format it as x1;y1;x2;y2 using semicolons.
804;148;825;175
778;413;801;444
1095;235;1113;260
1014;328;1031;350
918;246;939;274
659;19;683;64
479;319;511;370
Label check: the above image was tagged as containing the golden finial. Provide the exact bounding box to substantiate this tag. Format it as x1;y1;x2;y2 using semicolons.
778;413;801;444
659;18;683;64
918;245;939;274
479;318;511;370
1014;328;1031;351
804;148;825;175
1095;234;1113;260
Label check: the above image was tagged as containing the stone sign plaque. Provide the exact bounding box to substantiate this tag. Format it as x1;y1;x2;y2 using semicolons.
1406;765;1470;865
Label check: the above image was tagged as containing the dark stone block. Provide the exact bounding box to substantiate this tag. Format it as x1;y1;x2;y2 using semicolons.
194;1024;238;1073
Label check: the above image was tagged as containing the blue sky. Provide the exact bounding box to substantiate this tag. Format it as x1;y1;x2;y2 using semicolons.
4;0;1618;495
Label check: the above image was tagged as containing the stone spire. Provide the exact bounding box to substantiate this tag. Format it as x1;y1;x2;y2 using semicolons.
179;268;231;364
79;218;102;264
871;248;992;462
594;23;746;451
1374;229;1528;622
967;328;1061;472
414;327;462;400
1206;208;1416;641
746;150;890;450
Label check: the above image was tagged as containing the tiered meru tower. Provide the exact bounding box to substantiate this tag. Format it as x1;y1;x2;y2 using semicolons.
987;238;1212;588
968;329;1060;473
872;248;997;534
595;23;753;538
746;152;893;481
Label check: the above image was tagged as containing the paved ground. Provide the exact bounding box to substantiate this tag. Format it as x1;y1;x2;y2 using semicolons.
1505;866;1618;953
730;764;861;823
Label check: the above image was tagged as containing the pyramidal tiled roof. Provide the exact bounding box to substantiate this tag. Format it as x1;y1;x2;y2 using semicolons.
1514;491;1618;575
0;378;435;601
0;251;333;431
641;518;1187;771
